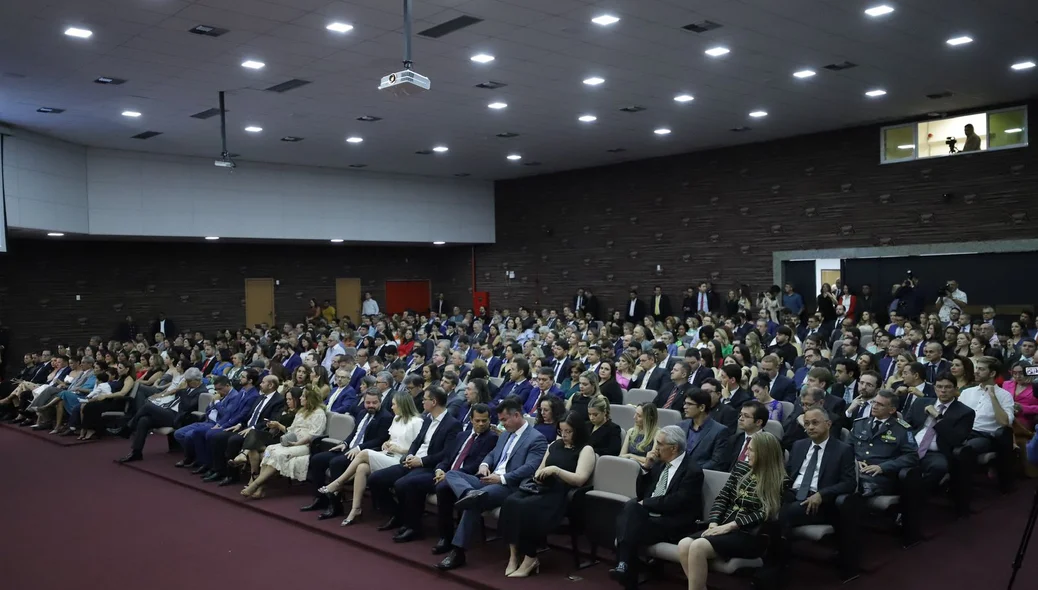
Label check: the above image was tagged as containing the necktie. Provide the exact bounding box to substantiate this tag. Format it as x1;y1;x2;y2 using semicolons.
843;384;854;404
351;413;371;449
664;384;681;408
905;388;919;413
737;437;751;462
651;464;671;498
247;397;265;427
495;432;517;472
871;420;881;436
796;445;822;501
654;296;661;315
917;404;945;458
928;363;936;383
699;293;706;311
884;360;895;381
452;433;477;470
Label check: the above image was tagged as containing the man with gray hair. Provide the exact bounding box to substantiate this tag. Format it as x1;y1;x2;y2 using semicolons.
323;331;347;372
609;424;704;590
118;367;207;463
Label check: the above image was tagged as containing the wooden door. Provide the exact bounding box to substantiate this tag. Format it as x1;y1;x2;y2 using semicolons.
245;278;275;329
336;278;362;325
821;270;841;288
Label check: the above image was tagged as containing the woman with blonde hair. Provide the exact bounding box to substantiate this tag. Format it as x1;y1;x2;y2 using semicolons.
676;431;786;590
586;395;622;456
620;403;659;467
743;331;765;367
320;391;422;525
240;385;327;499
615;352;640;390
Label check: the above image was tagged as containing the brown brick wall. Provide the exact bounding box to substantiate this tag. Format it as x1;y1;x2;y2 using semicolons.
476;102;1038;317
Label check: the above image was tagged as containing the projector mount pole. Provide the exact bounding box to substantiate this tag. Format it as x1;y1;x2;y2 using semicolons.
403;0;413;70
218;90;229;160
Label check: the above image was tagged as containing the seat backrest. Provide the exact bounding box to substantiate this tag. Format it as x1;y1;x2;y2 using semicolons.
611;403;636;432
326;411;356;440
779;401;794;419
839;427;850;443
524;415;537;429
591;455;642;498
489;377;504;388
198;392;213;412
703;469;732;513
623;388;657;405
762;420;783;440
657;408;683;428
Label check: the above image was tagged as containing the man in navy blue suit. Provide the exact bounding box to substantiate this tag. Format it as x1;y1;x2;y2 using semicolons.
325;369;358;414
477;344;502;379
761;353;797;402
368;386;462;542
434;397;548;570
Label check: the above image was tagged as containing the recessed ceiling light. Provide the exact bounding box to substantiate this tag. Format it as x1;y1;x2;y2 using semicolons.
432;145;449;152
749;110;768;118
47;232;65;237
244;126;262;133
64;27;92;39
470;53;495;63
1004;128;1023;134
330;239;344;243
704;46;729;57
578;114;597;122
897;144;915;150
326;22;354;33
793;70;816;78
654;128;671;135
506;154;522;161
865;89;887;97
241;60;265;69
433;241;446;245
1011;61;1035;70
121;111;141;118
95;76;126;85
37;107;65;114
346;136;363;143
673;94;694;102
591;14;620;26
205;236;220;241
487;102;508;109
864;5;895;17
583;77;605;85
946;36;972;46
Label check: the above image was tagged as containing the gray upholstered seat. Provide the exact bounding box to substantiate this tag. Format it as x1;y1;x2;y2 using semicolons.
791;524;834;541
321;411;355;446
657;408;683;428
623;388;657;406
762;420;783;440
610;404;637;432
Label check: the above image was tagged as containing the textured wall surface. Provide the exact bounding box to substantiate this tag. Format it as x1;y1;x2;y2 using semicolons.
0;238;472;356
477;104;1038;316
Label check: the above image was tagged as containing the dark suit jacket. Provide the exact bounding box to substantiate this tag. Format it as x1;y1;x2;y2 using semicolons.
172;384;209;427
893;381;936;414
585;296;601;320
482;356;502;378
407;412;462;468
781;411;807;451
650;294;673;320
636;454;704;531
907;398;975;458
633;365;667;392
150;319;178;340
822;394;848;424
770;374;798;402
787;437;857;501
436;429;498;473
653;381;691;410
550;356;571;383
240;392;287;429
200;356;220;376
687;365;710;388
724;431;752;471
625;298;647;324
710;403;738;433
345;409;393;450
28;363;51;384
922;359;951;384
724;387;752;410
679;418;730;470
326;386;358;415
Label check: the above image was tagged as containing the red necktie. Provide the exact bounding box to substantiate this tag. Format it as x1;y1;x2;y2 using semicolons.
738;436;751;462
665;385;681;409
451;433;477;470
699;293;705;310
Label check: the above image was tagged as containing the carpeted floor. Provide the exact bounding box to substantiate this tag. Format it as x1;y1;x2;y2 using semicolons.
0;421;97;446
2;424;1036;590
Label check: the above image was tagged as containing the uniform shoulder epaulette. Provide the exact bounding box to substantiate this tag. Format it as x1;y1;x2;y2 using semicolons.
853;416;869;421
896;417;911;428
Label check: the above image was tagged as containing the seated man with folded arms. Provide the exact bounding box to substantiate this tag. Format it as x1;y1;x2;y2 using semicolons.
173;373;257;472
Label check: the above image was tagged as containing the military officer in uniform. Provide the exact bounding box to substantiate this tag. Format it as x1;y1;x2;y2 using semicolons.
851;389;918;497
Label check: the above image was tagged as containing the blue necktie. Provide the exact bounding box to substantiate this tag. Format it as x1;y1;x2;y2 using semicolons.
495;433;516;471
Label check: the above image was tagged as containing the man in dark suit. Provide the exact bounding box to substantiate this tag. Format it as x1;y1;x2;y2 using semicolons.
650;285;672;322
202;374;286;486
301;389;393;519
803;367;848;422
477;344;502;379
368;386;462;542
893;362;935;415
907;373;975;509
653;361;692;410
725;400;769;471
149;313;177;343
433;293;449;317
572;288;588;316
609;424;704;590
549;341;572;385
800;315;831;346
434;397;547;570
830;359;861;407
761;353;797;402
683;349;710;388
681;286;697;320
624;290;646;325
921;342;950;384
678;389;729;470
701;378;737;433
718;365;752;410
632;351;667;392
430;405;498;554
583;288;601;321
117;367;207;463
781;407;858;568
782;386;825;451
692;282;715;315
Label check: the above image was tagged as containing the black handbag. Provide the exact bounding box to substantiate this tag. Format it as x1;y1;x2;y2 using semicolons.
518;477;544;495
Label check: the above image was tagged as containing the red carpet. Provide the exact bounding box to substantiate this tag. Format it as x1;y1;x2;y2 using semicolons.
2;427;1036;590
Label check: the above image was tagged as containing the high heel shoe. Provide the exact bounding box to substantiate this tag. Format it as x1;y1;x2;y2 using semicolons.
318;484;341;495
507;560;539;578
505;559;519;577
340;510;362;526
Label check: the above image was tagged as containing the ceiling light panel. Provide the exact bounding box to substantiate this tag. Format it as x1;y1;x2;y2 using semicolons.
749;111;768;118
865;89;887;97
244;126;262;132
946;36;972;46
346;136;363;143
487;102;507;109
583;77;605;85
1010;61;1035;70
241;60;265;69
470;53;495;63
506;154;522;160
673;94;694;102
326;22;354;33
591;15;620;26
704;47;729;57
654;128;671;135
578;115;597;122
64;27;92;38
864;5;895;17
122;111;141;118
793;70;816;78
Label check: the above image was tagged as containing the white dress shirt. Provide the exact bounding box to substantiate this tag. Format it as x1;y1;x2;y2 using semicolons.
628;299;636;316
959;384;1015;434
793;436;830;493
414;411;445;459
362;299;380;316
326;386;349;411
657;452;686;495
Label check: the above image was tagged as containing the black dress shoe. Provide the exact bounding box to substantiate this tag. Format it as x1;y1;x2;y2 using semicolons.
202;472;223;483
217;476;237;487
453;489;486;511
175;459;194;468
431;538;452;555
116;453;143;464
376;517;402;532
393;528;423;543
318;504;343;521
300;497;329;512
609;562;630;585
192;465;210;475
435;548;466;571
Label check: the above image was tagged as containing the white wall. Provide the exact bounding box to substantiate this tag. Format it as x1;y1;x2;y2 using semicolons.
2;130;495;244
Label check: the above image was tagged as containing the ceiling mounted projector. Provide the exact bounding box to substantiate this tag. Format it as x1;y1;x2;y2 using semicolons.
379;0;430;96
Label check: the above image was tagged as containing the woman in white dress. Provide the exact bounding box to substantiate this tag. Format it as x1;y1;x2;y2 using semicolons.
240;385;327;499
319;391;422;526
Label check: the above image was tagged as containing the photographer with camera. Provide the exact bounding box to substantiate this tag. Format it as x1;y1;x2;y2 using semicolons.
937;280;968;324
892;272;925;320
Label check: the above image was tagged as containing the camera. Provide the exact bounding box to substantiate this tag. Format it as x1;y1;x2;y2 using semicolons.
946;136;958;153
936;285;949;297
